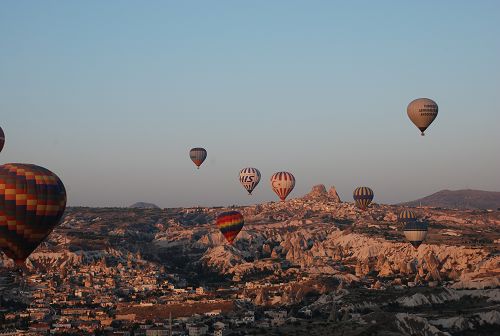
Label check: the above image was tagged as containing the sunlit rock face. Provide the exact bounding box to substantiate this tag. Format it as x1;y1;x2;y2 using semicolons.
3;186;497;335
328;186;341;203
303;184;341;203
7;191;496;292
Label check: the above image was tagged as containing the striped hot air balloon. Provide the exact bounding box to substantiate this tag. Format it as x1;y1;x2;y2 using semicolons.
270;172;295;201
353;187;374;210
216;211;244;244
189;147;207;169
239;168;261;195
403;221;428;249
398;209;417;224
0;164;67;265
407;98;438;136
0;127;4;153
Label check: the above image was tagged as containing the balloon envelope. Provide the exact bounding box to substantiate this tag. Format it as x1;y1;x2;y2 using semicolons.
216;210;244;244
403;221;428;249
353;187;374;210
189;148;207;168
0;163;67;265
398;209;417;223
239;168;261;195
407;98;438;136
270;172;295;201
0;127;4;153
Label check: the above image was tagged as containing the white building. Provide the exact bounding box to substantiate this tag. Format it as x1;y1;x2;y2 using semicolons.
213;322;225;336
298;305;312;317
204;309;221;317
187;323;208;336
243;311;255;323
265;310;287;327
270;317;285;327
146;328;169;336
245;282;255;289
265;310;287;319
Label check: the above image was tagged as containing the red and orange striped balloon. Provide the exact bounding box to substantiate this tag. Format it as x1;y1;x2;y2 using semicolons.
0;163;67;265
216;211;244;244
270;172;295;201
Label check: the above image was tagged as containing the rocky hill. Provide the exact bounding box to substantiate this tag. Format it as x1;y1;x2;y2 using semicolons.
1;185;499;335
129;202;160;209
399;189;500;210
302;184;341;202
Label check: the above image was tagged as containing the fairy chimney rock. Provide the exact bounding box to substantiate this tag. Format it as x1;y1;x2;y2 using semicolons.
328;186;341;202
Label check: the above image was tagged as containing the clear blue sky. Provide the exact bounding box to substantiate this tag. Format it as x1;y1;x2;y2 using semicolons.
1;1;499;207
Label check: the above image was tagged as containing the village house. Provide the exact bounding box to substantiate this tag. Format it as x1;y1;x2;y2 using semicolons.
145;327;169;336
187;323;208;336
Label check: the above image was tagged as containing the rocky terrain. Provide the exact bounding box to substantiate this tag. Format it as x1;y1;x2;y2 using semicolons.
0;184;499;335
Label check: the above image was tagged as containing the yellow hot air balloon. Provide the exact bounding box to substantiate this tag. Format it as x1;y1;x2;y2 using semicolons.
407;98;438;136
398;209;417;224
353;187;374;210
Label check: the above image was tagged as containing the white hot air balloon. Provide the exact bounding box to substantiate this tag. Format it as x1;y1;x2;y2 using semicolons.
239;168;261;195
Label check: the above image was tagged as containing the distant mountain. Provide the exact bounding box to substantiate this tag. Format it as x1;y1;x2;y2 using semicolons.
129;202;160;209
399;189;500;210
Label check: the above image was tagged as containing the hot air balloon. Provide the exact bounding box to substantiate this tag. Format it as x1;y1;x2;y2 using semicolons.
398;209;417;224
0;163;67;265
353;187;374;210
403;221;428;249
407;98;438;136
270;172;295;201
239;168;261;195
0;127;4;153
216;210;244;244
189;148;207;169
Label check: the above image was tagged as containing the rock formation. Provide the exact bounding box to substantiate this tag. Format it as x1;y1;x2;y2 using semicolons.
328;186;341;202
304;184;341;202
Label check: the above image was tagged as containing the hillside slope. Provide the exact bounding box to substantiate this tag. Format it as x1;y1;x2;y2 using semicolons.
399;189;500;210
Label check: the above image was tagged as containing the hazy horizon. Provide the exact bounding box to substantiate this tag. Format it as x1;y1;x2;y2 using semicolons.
1;1;499;208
